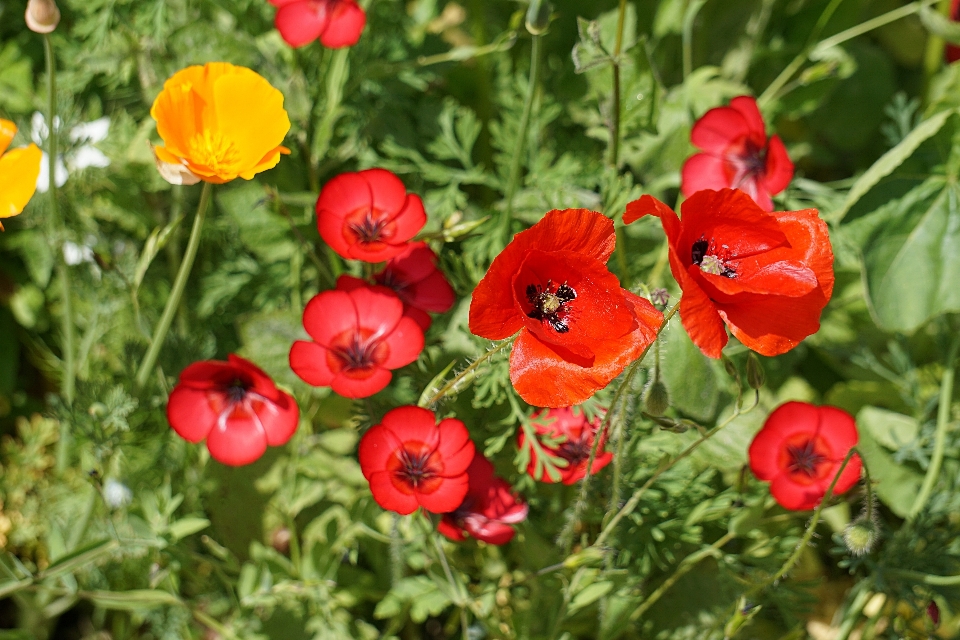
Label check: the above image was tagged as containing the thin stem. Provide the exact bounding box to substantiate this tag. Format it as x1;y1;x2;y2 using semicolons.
909;332;960;520
420;339;512;407
682;0;708;80
502;34;542;224
43;36;75;409
135;182;213;389
313;48;350;165
922;0;954;105
608;0;628;167
834;583;872;640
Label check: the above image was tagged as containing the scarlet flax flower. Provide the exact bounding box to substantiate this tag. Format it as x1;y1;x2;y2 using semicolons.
681;96;793;211
358;406;475;515
167;355;300;466
374;242;456;331
316;168;427;263
469;209;663;407
151;62;291;184
749;401;861;511
519;407;613;485
0;119;42;230
289;276;424;398
268;0;366;49
625;189;834;358
437;453;528;545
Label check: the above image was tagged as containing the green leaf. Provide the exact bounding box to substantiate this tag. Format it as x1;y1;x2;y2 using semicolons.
85;589;182;611
919;5;960;44
569;580;614;613
660;316;719;422
41;539;119;580
856;425;923;519
852;177;960;332
856;406;919;450
134;216;183;292
167;517;211;541
832;108;955;223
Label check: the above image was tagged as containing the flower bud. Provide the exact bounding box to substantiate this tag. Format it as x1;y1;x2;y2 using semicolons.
842;517;879;556
525;0;552;35
25;0;60;34
927;601;940;628
644;380;669;416
746;353;765;390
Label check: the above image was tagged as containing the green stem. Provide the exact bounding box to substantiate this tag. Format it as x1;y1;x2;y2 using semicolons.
313;48;350;166
682;0;708;80
502;34;542;225
608;0;628;168
135;182;213;389
43;36;74;408
909;332;960;520
420;339;512;407
922;0;953;105
834;583;872;640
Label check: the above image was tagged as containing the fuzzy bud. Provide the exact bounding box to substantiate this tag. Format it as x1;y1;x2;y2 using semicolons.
746;353;765;390
525;0;552;35
25;0;61;34
644;380;670;416
842;517;879;556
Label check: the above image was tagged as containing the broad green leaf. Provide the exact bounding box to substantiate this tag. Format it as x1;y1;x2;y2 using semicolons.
86;589;182;611
856;406;919;450
660;316;719;422
167;517;211;541
832;108;955;223
855;424;923;518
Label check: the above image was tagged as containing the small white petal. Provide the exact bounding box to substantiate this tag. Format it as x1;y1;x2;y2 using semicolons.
70;146;111;170
70;117;110;144
152;145;200;186
36;152;69;192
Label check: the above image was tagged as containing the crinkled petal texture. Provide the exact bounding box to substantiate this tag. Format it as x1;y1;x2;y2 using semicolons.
270;0;366;49
438;453;528;545
151;63;291;184
519;407;614;485
289;277;424;398
166;354;300;466
0;119;42;228
748;402;861;511
681;95;794;211
358;406;475;515
317;168;426;262
470;209;662;407
625;189;833;359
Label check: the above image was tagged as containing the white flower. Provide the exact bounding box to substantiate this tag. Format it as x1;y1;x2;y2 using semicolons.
102;478;133;509
62;240;94;266
31;112;111;192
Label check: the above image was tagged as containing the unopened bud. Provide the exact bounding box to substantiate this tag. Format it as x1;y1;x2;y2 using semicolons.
525;0;552;35
271;527;291;555
746;353;765;390
25;0;60;34
722;356;739;380
644;380;669;416
842;517;879;556
927;601;940;628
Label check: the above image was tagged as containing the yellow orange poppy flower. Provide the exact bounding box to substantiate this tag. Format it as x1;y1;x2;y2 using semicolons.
0;119;42;231
150;62;291;185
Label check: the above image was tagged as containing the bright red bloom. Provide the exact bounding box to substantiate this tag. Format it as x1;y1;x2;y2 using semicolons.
681;96;793;212
469;209;663;407
748;401;861;511
358;406;476;515
289;276;424;398
625;189;834;358
374;242;456;331
268;0;366;49
316;168;426;263
519;407;613;485
437;453;528;545
167;355;299;466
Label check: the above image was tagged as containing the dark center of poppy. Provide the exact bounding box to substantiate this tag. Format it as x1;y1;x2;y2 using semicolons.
348;213;388;244
395;448;437;488
332;334;381;371
690;237;736;278
526;281;577;333
786;439;826;477
225;378;249;403
558;437;592;466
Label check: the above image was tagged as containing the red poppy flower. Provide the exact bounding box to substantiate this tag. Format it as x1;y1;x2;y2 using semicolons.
289;276;425;398
518;407;613;485
268;0;366;49
625;189;834;358
748;401;861;511
358;406;475;515
469;209;663;408
437;453;528;545
316;168;426;263
167;355;299;466
374;242;456;331
681;96;793;212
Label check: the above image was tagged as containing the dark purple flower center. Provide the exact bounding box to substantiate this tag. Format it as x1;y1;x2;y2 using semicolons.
558;437;592;466
395;448;437;487
332;334;380;370
526;281;577;333
225;379;249;403
348;213;389;244
787;439;826;477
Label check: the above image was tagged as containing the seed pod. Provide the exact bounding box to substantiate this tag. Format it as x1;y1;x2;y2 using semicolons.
644;380;669;416
25;0;60;33
842;517;879;556
746;353;766;390
525;0;551;35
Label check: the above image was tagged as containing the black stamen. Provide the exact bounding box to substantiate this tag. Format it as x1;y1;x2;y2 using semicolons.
691;239;708;265
526;280;577;334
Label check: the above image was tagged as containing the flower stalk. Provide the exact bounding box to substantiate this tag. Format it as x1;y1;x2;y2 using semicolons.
135;182;213;390
502;33;542;226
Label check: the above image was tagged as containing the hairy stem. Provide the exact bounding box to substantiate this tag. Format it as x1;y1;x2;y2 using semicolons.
502;34;542;225
135;182;213;389
420;339;513;407
608;0;628;167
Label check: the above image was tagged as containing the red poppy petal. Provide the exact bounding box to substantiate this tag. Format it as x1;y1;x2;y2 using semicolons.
769;473;822;510
381;316;425;369
681;153;732;197
404;269;456;313
435;418;475;476
206;414;268;466
772;207;835;301
367;470;421;515
437;518;468;542
388;194;427;242
301;290;358;347
698;259;818;298
470;276;526;341
678;272;728;359
254;391;300;447
331;367;392;398
319;1;366;48
690;105;752;154
274;2;327;47
677;190;788;261
761;135;793;195
720;288;827;356
289;340;336;387
167;387;217;443
728;96;768;149
380;406;442;447
418;475;470;513
624;194;677;226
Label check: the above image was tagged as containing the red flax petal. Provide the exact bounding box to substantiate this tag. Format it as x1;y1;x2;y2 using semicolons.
358;423;400;480
418;474;470;513
166;387;218;443
749;401;823;481
437;518;468;542
761;135;794;196
331;367;392;398
380;316;425;369
690;104;754;154
289;340;336;387
681;153;732;197
254;391;300;447
380;406;443;449
435;417;476;477
367;470;420;514
274;1;328;47
362;168;408;216
728;96;768;150
320;0;366;48
205;412;268;466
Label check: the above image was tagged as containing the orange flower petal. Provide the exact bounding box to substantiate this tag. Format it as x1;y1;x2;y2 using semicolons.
0;144;42;223
0;119;16;157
